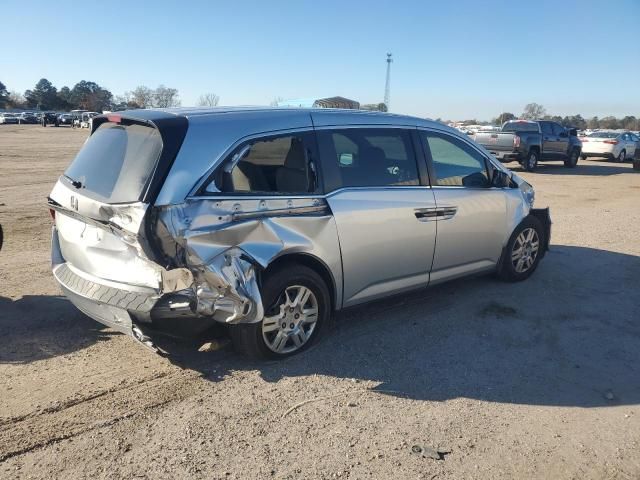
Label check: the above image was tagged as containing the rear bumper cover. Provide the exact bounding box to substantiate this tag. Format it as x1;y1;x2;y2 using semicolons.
51;227;221;341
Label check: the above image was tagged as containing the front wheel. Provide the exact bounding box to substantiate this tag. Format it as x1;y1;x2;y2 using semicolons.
229;264;330;359
498;216;545;282
523;150;539;172
564;149;579;168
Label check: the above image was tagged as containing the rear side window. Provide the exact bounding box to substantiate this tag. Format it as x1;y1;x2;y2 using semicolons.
317;128;419;191
64;122;162;203
540;122;553;135
552;123;565;136
421;131;489;188
221;133;316;194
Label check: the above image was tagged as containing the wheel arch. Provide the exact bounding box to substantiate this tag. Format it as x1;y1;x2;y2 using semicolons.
263;252;338;312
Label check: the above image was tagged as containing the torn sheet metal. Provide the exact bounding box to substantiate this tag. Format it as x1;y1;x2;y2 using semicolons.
155;197;342;324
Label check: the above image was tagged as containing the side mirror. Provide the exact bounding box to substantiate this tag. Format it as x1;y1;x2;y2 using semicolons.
491;169;511;188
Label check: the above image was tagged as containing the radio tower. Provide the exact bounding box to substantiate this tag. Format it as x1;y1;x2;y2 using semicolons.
384;53;393;111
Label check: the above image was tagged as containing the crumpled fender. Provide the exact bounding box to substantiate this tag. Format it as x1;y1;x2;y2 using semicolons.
155;197;337;324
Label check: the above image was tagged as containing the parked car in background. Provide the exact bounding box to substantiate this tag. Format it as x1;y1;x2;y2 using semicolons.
79;112;99;128
579;131;637;162
44;112;59;124
58;114;74;125
0;113;19;124
18;112;38;124
473;120;582;171
48;108;551;358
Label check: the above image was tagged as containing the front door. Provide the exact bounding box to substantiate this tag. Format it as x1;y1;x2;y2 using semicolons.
418;130;507;284
317;127;437;307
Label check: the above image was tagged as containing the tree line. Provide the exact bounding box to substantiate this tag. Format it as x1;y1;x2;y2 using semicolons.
488;103;640;130
1;83;637;130
0;79;221;112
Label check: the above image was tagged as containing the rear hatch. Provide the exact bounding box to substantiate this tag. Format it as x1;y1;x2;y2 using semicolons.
49;112;188;289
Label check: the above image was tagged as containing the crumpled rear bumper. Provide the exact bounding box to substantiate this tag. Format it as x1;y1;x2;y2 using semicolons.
53;262;158;335
51;224;259;341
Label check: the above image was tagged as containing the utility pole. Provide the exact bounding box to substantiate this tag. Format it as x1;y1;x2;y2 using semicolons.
384;53;392;112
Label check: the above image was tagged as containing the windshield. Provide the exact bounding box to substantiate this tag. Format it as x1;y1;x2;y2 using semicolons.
502;122;539;133
588;132;619;138
64;122;163;203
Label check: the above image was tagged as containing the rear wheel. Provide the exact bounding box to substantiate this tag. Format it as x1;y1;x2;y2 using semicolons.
564;149;579;168
229;264;330;359
523;150;539;172
581;154;587;160
498;216;544;282
617;150;626;163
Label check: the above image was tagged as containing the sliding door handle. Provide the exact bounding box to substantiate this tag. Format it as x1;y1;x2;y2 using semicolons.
414;206;457;221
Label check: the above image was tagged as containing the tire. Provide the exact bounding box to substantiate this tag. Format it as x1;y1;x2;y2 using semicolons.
497;216;545;282
564;149;579;168
581;155;587;160
229;264;330;359
617;150;626;163
523;150;539;172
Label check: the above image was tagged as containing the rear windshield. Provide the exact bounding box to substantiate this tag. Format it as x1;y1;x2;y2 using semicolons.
64;122;162;203
502;122;539;133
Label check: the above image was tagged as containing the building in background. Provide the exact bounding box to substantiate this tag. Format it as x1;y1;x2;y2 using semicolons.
277;96;360;109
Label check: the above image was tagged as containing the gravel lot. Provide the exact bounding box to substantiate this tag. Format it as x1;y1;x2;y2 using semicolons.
1;124;639;479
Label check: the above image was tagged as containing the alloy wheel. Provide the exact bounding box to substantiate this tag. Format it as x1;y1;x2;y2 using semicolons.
511;228;540;273
261;285;319;354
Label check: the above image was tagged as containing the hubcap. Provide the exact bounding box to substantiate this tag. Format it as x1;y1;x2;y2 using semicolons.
262;285;319;354
619;151;625;162
511;228;540;273
528;154;537;169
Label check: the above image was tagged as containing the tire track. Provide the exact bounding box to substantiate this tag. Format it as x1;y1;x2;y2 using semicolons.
0;369;202;463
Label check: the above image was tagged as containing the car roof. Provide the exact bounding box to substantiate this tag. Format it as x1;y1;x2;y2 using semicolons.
111;106;451;131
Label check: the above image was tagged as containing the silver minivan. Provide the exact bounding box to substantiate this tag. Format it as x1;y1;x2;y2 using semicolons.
48;108;550;358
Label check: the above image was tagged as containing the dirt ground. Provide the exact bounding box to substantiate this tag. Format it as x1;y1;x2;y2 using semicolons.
0;124;639;480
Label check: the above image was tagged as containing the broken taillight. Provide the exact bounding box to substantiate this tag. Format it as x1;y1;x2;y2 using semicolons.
513;136;521;148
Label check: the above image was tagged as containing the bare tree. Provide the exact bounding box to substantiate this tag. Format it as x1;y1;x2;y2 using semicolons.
154;85;180;108
197;93;220;107
7;91;26;109
131;86;154;108
521;103;546;120
270;96;284;107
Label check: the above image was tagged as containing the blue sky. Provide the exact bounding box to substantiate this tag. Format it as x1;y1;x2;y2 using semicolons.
2;0;639;120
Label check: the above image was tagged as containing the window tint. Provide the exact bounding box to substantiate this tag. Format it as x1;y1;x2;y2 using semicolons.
502;121;538;133
223;134;315;194
552;123;565;136
421;132;489;187
540;122;553;135
64;122;163;203
317;128;419;190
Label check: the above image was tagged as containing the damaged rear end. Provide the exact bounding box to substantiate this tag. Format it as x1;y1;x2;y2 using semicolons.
49;112;256;348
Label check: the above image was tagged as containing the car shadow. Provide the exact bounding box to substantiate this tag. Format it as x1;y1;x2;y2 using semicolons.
164;245;640;408
0;295;114;364
510;161;635;176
